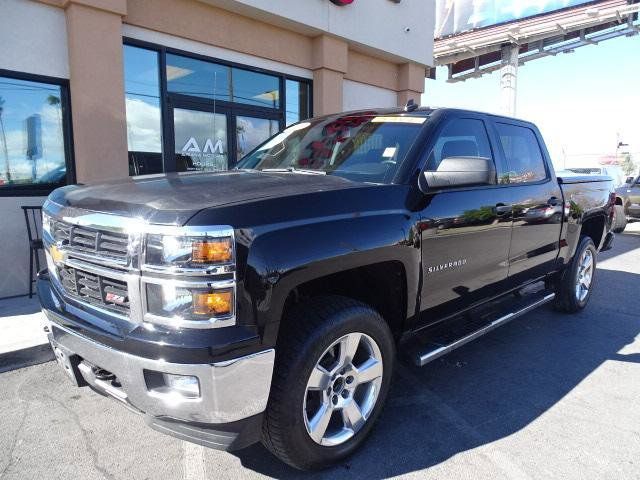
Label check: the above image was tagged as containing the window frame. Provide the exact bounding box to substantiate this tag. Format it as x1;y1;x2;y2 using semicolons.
123;37;313;173
0;69;75;197
417;113;498;192
492;121;551;186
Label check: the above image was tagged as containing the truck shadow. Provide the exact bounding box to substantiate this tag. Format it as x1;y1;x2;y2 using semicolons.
231;267;640;479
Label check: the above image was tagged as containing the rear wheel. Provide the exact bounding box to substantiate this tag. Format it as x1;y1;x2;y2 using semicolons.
262;296;395;470
554;236;597;313
612;204;627;233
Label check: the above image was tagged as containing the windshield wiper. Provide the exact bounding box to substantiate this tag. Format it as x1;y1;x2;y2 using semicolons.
261;167;327;175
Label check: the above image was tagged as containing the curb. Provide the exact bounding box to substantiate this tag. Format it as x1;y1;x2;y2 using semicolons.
0;344;54;374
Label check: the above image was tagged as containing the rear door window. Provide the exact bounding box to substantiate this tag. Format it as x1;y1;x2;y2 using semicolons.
496;123;548;184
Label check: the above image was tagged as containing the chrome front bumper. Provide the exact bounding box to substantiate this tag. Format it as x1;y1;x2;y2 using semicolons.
45;314;275;425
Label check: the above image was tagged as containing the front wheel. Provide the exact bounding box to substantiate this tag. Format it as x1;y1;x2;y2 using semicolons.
262;296;395;470
554;236;597;313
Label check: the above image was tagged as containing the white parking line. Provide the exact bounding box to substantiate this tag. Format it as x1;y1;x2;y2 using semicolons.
183;441;206;480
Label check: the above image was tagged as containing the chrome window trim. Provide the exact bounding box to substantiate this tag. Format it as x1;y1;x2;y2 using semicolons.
42;199;238;330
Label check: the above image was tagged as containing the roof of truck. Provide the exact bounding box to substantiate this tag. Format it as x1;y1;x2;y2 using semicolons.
320;106;531;125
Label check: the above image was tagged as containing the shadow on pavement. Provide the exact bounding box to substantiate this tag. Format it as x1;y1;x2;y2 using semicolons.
231;267;640;478
0;344;54;374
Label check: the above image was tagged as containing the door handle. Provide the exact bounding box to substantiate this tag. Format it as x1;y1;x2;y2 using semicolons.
494;203;512;215
548;196;560;206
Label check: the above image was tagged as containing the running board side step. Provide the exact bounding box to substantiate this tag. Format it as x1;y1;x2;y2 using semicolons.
413;293;555;367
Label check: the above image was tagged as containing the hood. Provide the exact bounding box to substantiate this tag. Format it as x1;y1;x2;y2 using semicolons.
48;170;367;224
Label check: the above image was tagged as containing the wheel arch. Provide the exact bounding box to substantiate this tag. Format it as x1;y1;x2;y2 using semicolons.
242;213;421;345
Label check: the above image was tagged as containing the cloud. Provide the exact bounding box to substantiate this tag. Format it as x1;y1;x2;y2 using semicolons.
125;97;162;153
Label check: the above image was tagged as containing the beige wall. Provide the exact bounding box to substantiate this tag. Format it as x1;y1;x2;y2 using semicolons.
125;0;314;70
66;1;129;183
199;0;434;66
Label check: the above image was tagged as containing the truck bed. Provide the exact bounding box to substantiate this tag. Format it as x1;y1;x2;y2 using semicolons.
557;173;612;184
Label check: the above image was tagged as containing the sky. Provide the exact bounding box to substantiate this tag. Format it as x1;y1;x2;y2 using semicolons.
422;33;640;171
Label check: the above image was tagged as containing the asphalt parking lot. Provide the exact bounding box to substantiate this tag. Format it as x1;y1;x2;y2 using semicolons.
1;225;639;480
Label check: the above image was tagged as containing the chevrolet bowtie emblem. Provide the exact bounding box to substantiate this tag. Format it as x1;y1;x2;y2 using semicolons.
49;244;65;264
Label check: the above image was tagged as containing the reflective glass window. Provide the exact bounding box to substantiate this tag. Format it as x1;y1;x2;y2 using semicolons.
232;68;279;108
124;45;163;175
167;54;230;102
0;76;68;189
496;123;547;184
174;108;228;172
236;116;279;161
285;79;310;126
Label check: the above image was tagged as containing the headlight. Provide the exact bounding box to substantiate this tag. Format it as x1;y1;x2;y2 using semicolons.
145;234;233;268
146;283;233;321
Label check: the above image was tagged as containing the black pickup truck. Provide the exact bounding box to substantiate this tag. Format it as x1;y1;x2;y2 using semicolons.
39;107;615;470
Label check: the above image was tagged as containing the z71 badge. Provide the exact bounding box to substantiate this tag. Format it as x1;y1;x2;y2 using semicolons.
427;259;467;274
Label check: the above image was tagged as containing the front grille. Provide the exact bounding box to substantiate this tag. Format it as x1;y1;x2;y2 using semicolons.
58;265;130;315
51;220;129;262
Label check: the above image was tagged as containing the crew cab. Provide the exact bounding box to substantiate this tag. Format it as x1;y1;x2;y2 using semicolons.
613;173;640;232
38;107;615;470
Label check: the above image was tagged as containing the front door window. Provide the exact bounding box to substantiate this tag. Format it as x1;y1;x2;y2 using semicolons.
173;108;228;172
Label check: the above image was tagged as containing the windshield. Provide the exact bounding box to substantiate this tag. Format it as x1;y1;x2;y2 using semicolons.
236;113;426;184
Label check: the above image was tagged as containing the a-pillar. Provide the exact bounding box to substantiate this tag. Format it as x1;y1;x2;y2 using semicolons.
64;0;129;183
500;44;519;117
397;62;425;107
312;35;348;116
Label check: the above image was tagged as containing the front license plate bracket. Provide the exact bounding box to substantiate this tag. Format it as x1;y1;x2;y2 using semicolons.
50;340;87;387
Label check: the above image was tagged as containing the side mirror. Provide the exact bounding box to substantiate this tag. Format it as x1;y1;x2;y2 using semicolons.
423;156;496;189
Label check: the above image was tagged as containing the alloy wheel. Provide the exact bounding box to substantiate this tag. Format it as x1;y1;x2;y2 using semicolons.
303;332;384;447
575;248;594;302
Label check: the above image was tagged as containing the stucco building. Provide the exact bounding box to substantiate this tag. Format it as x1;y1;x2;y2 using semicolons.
0;0;434;298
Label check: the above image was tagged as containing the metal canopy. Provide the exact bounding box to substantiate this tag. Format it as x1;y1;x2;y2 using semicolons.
434;0;640;83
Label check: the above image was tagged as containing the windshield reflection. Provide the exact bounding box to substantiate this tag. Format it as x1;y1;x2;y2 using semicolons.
237;114;426;185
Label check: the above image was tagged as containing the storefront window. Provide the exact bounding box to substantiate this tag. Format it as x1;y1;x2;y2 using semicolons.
167;54;230;102
123;40;312;175
232;69;279;109
174;108;228;172
0;74;70;193
286;79;311;125
124;45;163;175
236;116;279;161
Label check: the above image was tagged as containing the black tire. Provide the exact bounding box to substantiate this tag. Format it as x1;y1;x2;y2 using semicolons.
554;236;597;313
261;295;395;470
612;204;627;233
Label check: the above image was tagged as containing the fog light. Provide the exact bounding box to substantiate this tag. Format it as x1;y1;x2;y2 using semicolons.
192;291;232;316
162;373;200;399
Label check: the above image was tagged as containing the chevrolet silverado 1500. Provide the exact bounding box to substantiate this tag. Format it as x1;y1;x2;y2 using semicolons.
39;107;615;470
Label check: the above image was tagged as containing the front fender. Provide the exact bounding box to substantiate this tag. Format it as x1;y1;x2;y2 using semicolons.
243;212;421;334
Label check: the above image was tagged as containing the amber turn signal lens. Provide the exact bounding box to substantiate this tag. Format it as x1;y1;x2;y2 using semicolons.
192;291;233;316
192;238;232;263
